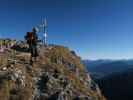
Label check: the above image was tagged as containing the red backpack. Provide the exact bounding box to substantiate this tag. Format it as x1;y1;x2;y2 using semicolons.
26;32;37;44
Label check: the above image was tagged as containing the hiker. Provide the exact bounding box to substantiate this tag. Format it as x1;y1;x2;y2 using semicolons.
25;27;39;64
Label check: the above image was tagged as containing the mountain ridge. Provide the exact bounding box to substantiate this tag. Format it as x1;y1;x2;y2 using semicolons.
0;41;106;100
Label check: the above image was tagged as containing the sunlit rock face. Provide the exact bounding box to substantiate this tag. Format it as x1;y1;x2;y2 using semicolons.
0;42;106;100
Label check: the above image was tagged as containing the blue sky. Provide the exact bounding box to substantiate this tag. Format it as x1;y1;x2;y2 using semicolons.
0;0;133;59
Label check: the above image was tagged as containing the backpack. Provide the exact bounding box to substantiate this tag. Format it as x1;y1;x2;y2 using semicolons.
25;32;38;44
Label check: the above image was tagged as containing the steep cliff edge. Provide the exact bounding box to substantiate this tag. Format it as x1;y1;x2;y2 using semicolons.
0;44;106;100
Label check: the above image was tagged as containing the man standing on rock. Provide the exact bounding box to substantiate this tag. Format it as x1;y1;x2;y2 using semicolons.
25;27;39;64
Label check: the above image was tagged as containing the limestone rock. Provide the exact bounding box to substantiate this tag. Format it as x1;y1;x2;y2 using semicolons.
0;43;106;100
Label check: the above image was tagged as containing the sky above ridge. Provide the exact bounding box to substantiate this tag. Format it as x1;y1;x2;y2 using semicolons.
0;0;133;60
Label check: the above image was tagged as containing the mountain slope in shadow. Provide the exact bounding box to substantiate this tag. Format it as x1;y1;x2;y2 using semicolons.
97;68;133;100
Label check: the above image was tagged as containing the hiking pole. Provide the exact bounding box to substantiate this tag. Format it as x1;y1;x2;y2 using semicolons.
13;49;16;65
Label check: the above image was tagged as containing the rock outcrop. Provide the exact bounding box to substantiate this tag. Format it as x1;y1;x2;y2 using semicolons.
0;43;106;100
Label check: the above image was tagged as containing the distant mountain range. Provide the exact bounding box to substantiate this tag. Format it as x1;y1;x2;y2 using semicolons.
83;59;133;79
83;59;133;100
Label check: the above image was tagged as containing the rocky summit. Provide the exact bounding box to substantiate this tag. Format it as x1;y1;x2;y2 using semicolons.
0;42;106;100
